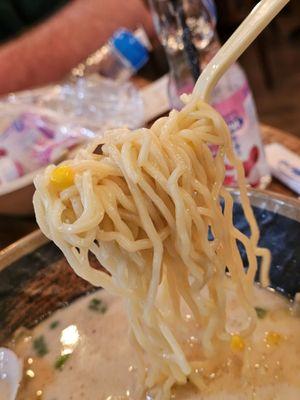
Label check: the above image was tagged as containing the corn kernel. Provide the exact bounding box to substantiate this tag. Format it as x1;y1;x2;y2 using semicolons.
265;331;282;346
230;334;245;352
50;166;74;190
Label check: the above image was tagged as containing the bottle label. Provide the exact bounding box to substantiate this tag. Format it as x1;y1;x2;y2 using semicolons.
212;82;270;187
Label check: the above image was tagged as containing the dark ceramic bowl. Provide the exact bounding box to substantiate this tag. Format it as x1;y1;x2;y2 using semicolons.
0;190;299;345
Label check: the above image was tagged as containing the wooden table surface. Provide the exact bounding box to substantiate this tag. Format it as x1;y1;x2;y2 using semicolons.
0;123;299;251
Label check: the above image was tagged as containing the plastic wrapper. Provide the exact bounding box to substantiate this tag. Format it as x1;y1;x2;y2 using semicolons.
5;75;144;132
0;75;144;185
0;105;95;185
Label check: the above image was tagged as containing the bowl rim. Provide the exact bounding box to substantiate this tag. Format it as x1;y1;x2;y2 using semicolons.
0;188;299;273
231;188;300;222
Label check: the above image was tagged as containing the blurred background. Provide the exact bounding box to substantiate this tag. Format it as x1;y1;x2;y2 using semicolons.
0;0;298;133
0;0;299;248
144;0;300;136
216;0;300;137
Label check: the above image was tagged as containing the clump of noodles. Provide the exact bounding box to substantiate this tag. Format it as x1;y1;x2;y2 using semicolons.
33;98;270;399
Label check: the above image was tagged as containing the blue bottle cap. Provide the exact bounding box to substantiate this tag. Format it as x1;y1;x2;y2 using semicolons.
111;29;149;71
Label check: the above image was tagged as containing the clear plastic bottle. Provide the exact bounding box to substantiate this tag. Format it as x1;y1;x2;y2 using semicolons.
72;29;149;82
167;51;195;109
149;0;270;188
149;0;215;109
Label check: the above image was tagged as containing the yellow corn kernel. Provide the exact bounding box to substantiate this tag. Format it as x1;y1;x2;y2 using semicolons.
265;331;283;346
50;166;74;190
230;334;245;352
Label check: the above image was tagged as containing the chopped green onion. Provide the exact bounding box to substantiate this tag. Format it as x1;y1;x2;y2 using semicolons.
255;307;267;319
54;354;71;370
49;320;60;330
33;335;48;357
88;298;107;314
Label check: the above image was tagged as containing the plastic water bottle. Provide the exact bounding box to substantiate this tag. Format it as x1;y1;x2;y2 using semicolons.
149;0;270;188
149;0;216;109
72;28;149;82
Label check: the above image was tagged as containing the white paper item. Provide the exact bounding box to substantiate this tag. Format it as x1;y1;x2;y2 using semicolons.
265;142;300;195
140;75;170;123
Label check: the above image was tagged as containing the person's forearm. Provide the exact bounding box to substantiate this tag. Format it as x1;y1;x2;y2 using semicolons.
0;0;154;95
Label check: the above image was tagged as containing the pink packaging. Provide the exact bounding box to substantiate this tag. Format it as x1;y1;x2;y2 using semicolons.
212;79;270;188
0;110;92;185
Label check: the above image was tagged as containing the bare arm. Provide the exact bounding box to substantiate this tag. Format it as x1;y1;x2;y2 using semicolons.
0;0;154;95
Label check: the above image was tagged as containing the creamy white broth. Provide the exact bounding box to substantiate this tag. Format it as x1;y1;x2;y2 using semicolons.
11;286;300;400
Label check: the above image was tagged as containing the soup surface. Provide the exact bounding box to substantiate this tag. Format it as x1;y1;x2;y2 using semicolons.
10;285;300;400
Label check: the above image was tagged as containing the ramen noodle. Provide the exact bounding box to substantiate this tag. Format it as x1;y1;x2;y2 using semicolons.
33;99;270;399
